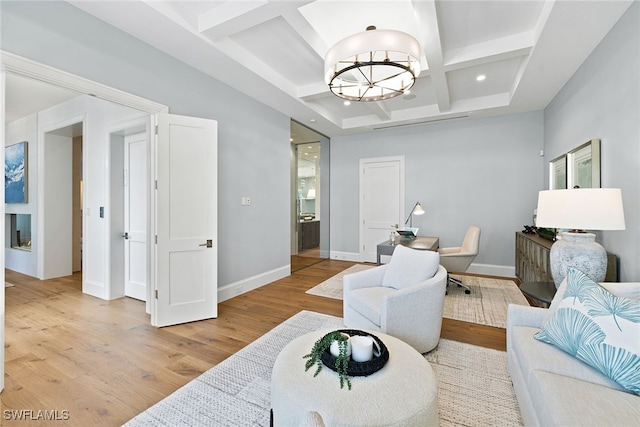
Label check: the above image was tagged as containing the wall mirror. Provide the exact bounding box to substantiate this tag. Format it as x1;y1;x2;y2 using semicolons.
549;139;600;189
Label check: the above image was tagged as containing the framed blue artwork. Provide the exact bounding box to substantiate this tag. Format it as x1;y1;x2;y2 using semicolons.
5;141;28;203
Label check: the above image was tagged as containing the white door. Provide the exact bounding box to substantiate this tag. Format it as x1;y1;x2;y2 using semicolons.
124;132;147;301
153;114;218;327
359;157;405;263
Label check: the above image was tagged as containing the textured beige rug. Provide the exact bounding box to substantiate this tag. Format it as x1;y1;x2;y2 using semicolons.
126;310;523;427
305;264;529;329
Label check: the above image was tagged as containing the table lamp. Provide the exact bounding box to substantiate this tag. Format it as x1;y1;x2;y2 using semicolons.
404;201;425;228
535;188;625;288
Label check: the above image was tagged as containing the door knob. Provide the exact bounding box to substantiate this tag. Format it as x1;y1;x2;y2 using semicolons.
123;232;129;240
392;224;399;229
199;239;213;248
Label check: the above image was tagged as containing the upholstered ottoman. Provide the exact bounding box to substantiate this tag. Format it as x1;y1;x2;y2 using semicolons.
271;329;438;426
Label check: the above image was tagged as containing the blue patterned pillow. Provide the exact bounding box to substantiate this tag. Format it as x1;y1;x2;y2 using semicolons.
534;268;640;395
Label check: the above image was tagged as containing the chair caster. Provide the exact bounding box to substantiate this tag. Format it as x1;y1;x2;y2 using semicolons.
464;289;471;294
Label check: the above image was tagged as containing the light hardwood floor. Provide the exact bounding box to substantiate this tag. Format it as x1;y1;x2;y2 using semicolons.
2;258;510;426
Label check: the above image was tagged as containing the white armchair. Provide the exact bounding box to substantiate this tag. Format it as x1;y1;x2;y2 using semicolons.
343;245;447;353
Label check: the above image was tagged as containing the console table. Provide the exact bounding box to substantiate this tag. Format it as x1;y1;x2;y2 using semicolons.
515;232;618;283
377;236;439;265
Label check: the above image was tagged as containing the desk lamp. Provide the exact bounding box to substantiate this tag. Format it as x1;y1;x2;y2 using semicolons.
405;201;425;228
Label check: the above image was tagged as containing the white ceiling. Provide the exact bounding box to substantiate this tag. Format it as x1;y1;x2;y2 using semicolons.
6;1;633;140
5;74;81;123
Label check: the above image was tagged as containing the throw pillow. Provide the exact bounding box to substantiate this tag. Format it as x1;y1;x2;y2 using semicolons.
381;244;439;290
543;277;640;325
534;268;640;395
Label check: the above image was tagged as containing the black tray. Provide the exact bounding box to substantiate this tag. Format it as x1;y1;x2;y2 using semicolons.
320;329;389;376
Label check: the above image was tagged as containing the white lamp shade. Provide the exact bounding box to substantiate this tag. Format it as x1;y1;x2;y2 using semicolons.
413;203;425;215
536;188;625;230
324;29;421;80
324;28;421;101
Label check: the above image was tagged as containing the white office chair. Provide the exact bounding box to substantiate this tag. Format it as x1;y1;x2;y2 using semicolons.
438;226;481;295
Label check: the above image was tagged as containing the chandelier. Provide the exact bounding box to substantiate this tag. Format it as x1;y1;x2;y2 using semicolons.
324;26;421;102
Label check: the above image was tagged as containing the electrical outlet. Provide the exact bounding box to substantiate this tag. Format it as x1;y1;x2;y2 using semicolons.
245;197;251;206
241;196;251;206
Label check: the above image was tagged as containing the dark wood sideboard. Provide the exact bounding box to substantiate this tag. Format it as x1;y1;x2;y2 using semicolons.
298;220;320;252
515;232;618;283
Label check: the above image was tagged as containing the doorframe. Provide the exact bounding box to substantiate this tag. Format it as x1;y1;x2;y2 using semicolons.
358;156;405;263
106;117;153;310
1;51;169;392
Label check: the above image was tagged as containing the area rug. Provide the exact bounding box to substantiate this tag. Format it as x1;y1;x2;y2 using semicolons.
306;265;529;329
125;310;522;427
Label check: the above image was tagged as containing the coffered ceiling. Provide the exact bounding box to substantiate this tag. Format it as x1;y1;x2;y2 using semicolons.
25;1;639;138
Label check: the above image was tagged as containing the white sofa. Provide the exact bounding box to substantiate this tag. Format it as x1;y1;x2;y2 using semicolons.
507;278;640;426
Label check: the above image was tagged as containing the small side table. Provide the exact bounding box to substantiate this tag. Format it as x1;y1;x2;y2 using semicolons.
520;281;557;308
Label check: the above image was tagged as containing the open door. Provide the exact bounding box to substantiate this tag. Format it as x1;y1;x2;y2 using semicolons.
152;113;218;327
124;132;148;301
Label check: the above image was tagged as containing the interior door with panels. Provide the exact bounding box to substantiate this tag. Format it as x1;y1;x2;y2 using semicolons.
154;113;218;327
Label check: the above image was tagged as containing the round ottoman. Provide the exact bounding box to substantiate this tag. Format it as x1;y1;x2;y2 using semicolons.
271;329;438;426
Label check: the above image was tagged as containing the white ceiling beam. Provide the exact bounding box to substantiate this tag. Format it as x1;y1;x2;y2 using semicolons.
412;0;450;113
198;1;269;36
298;81;331;101
198;1;313;40
212;37;298;98
367;101;392;121
282;8;327;59
510;0;633;111
444;32;534;71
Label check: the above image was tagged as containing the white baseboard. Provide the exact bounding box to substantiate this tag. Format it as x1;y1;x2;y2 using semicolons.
466;263;515;279
218;265;290;302
217;261;515;303
83;279;108;300
329;251;362;262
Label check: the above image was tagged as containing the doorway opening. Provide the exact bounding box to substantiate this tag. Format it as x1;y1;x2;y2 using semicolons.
290;120;329;272
107;119;150;310
41;121;83;279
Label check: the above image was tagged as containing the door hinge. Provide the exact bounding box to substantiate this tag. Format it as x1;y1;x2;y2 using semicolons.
155;289;158;299
155;180;158;189
155;235;158;244
155;125;158;135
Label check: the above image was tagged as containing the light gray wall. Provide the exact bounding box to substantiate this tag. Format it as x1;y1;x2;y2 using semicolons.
543;2;640;281
330;111;545;273
4;114;38;276
1;1;291;288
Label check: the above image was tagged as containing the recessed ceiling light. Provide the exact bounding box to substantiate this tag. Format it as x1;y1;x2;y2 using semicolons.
310;119;317;123
476;74;486;82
